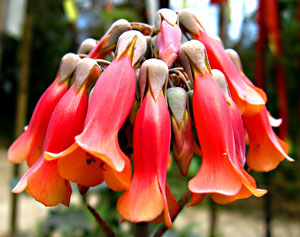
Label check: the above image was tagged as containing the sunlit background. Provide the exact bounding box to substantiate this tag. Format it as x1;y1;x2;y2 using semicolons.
0;0;299;236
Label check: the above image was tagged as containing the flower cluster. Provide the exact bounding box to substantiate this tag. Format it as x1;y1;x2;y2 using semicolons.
8;9;292;228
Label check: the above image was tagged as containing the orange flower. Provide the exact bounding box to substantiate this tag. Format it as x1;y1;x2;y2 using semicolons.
178;9;267;116
226;48;293;171
8;53;80;167
117;59;178;228
86;19;131;59
12;58;101;206
46;31;146;191
242;108;293;172
179;40;266;205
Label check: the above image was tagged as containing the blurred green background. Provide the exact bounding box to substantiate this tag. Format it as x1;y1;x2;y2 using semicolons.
0;0;299;236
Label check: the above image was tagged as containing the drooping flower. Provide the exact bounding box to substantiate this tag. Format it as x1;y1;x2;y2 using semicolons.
12;58;101;206
226;48;282;128
178;9;267;116
179;40;266;205
117;59;178;228
242;108;293;172
45;31;146;192
187;90;202;157
8;53;80;167
167;87;194;176
77;38;97;55
44;58;106;187
75;30;146;171
226;48;293;172
212;69;246;166
154;9;182;68
87;19;131;59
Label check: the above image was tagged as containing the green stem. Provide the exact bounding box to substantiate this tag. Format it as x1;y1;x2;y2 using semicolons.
153;191;192;237
86;203;116;237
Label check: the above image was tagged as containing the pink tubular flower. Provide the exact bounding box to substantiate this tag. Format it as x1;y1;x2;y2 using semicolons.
117;59;178;228
45;31;146;192
86;19;131;59
226;49;282;128
225;48;293;171
179;40;266;205
242;108;293;172
178;9;267;116
8;53;80;167
75;31;146;172
44;59;107;187
155;9;182;67
12;58;101;206
212;69;246;166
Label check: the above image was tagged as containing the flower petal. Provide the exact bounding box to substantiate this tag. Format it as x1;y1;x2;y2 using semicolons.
57;146;105;187
8;78;68;166
75;56;135;171
243;107;293;171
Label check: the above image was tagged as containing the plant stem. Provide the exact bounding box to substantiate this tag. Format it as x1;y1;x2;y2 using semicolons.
10;1;33;236
153;191;192;237
134;222;149;237
209;198;217;237
86;203;116;237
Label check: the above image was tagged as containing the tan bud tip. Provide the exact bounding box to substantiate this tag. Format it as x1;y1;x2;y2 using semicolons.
75;58;101;90
155;8;178;28
211;69;230;98
225;49;243;73
210;34;224;48
77;38;97;54
59;53;81;83
139;58;168;101
115;30;147;66
179;40;207;81
178;9;203;36
166;87;187;124
104;19;131;47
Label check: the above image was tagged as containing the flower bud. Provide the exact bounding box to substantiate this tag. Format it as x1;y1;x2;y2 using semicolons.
139;58;168;101
155;8;178;28
115;30;147;66
179;40;210;82
155;9;182;68
225;49;243;73
59;53;81;83
74;58;101;91
103;19;131;48
178;9;204;37
211;69;230;99
167;87;194;176
87;19;131;59
77;38;97;54
167;87;186;125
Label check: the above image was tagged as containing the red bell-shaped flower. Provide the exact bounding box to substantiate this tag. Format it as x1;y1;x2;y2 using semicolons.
75;31;146;174
86;19;131;59
11;58;100;207
8;53;80;167
225;48;293;171
243;108;293;172
212;69;246;166
44;58;107;187
178;9;267;116
179;40;266;205
117;59;178;228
